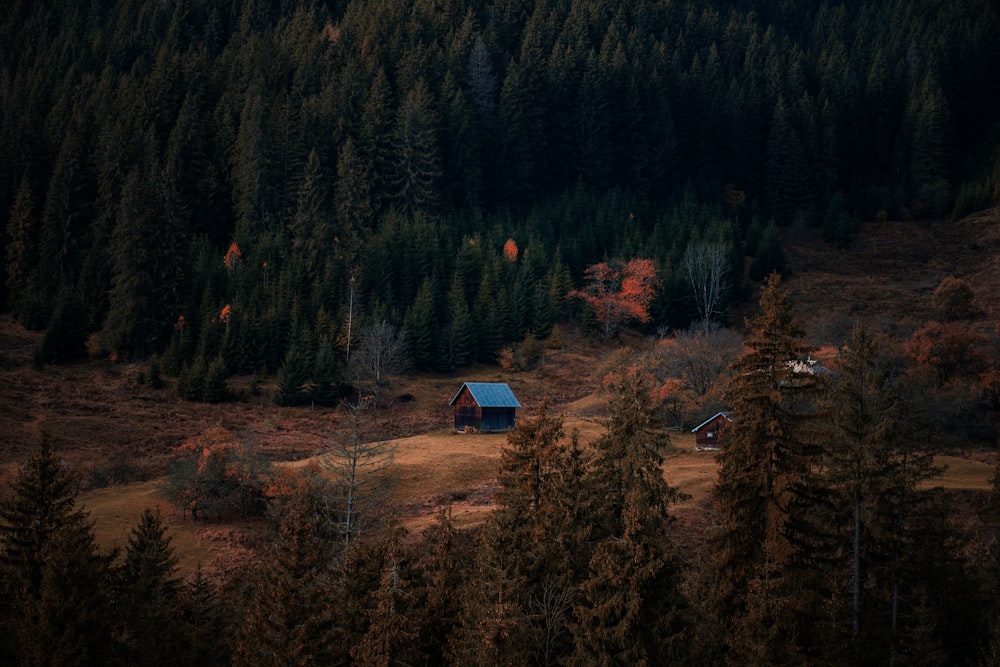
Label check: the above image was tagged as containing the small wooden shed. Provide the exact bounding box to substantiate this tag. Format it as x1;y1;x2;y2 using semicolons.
691;412;731;451
449;382;521;432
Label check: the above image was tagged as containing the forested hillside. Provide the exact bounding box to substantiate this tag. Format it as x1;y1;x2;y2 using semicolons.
2;0;1000;390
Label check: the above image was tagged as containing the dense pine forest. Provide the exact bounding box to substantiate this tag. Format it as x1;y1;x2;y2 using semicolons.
3;0;1000;382
3;0;1000;665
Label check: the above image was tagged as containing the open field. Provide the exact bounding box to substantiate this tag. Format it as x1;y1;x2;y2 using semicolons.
77;420;996;578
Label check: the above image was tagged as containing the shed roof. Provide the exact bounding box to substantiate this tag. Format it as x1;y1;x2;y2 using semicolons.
691;411;731;433
449;382;522;408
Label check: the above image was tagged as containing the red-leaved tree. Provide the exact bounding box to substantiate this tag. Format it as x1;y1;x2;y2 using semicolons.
902;320;990;384
570;258;660;339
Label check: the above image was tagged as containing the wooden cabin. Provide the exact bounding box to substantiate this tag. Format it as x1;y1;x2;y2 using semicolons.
449;382;521;432
691;412;731;451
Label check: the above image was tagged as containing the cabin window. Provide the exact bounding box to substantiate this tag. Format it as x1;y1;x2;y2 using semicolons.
707;432;713;438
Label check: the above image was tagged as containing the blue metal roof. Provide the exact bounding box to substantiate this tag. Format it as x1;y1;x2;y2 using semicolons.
449;382;521;408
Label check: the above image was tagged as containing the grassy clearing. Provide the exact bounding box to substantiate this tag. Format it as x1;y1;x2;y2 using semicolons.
79;418;994;579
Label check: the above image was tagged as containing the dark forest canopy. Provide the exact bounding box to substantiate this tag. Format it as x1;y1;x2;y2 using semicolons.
2;0;1000;380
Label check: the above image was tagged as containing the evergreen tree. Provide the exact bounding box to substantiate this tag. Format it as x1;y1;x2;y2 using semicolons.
115;508;183;666
37;287;89;364
201;355;230;404
288;148;330;279
711;272;827;662
821;191;857;249
103;162;186;358
473;257;506;362
334;136;373;250
444;273;475;370
350;528;422;666
0;436;116;665
5;176;37;318
231;83;272;241
750;221;788;280
415;509;474;664
569;370;688;665
390;79;442;217
451;402;588;665
274;335;312;407
36;130;90;308
179;567;231;667
531;279;556;340
404;276;438;371
823;327;931;660
232;476;338;665
312;339;341;407
358;67;396;214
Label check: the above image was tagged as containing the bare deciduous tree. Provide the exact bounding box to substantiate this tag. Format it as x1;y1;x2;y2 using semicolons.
683;240;730;327
648;324;743;426
323;399;396;548
350;319;406;406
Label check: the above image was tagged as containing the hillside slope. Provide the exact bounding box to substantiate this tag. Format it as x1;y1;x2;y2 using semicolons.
783;209;1000;342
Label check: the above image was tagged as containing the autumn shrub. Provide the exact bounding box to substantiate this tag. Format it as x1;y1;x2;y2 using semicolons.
163;428;272;520
932;276;977;321
903;321;990;384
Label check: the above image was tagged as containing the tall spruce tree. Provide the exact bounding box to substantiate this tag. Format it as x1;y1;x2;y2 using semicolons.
0;436;116;665
232;475;338;665
115;508;184;666
451;402;588;666
390;78;441;217
711;272;828;662
568;370;689;665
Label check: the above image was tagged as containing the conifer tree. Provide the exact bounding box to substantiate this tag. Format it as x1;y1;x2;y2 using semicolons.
451;403;588;665
232;476;338;665
822;326;942;660
115;508;183;666
569;370;688;665
312;339;341;407
390;79;442;217
179;566;230;667
404;276;438;371
351;527;422;666
0;436;116;665
474;257;506;361
444;273;475;370
201;355;230;404
37;286;89;364
359;68;396;214
5;176;37;318
274;334;312;407
711;272;827;661
334;136;373;246
288;148;330;279
415;509;474;664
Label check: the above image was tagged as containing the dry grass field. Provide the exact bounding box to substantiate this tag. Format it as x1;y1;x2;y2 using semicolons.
2;209;1000;578
76;414;995;578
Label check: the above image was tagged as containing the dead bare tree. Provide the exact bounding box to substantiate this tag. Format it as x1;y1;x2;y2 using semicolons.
323;398;397;548
349;319;407;407
683;240;730;328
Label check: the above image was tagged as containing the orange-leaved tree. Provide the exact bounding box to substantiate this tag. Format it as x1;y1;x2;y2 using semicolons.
570;258;660;339
502;238;519;263
164;427;273;520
